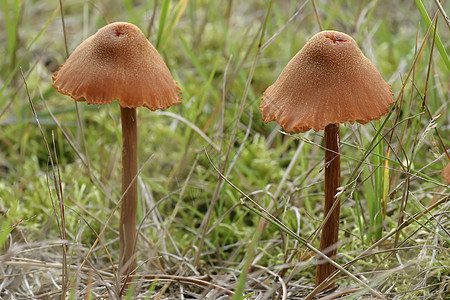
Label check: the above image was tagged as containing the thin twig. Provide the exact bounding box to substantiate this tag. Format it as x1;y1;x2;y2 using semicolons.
311;0;323;30
128;274;235;296
204;148;386;300
308;195;449;298
433;0;449;28
154;111;220;152
21;68;70;298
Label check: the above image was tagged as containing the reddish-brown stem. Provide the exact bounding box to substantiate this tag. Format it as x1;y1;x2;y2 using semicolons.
119;107;138;278
315;123;341;287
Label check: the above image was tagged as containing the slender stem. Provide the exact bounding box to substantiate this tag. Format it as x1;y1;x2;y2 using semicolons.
316;123;341;287
119;107;138;278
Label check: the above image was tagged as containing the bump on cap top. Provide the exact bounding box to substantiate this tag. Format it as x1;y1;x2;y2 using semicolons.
52;22;181;110
260;30;394;132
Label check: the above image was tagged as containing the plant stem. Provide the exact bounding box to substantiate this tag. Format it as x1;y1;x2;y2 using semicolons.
316;123;341;287
119;107;138;278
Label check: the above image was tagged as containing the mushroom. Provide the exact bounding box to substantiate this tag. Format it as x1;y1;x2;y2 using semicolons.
52;22;181;278
260;31;394;287
443;162;450;184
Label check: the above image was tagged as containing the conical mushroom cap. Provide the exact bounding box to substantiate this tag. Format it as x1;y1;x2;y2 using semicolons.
260;31;394;133
443;162;450;184
52;22;181;110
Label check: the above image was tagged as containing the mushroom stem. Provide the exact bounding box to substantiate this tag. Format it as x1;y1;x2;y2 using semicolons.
119;107;138;278
316;123;341;287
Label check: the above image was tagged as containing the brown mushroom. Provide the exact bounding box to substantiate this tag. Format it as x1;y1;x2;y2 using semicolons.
52;22;181;278
260;30;394;287
443;162;450;184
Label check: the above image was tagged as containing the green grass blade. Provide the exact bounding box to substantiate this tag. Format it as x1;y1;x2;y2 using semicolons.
160;0;188;51
0;6;58;98
156;0;171;49
414;0;450;70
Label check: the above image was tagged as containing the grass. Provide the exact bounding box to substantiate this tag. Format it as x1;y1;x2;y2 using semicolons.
0;0;449;299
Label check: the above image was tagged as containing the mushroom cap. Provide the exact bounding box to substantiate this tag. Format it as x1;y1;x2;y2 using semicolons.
260;31;394;133
52;22;181;110
443;162;450;184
